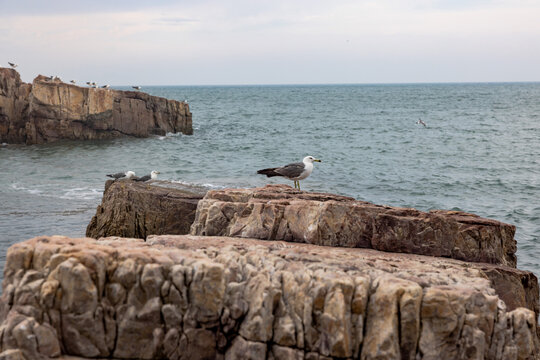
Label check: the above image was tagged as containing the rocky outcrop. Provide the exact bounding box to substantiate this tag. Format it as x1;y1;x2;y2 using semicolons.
0;235;538;360
86;180;206;239
190;185;518;267
0;68;192;144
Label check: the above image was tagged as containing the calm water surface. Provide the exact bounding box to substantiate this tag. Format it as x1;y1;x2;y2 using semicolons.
1;83;539;282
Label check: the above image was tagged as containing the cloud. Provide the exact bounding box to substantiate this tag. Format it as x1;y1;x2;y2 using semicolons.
156;17;199;25
1;0;539;84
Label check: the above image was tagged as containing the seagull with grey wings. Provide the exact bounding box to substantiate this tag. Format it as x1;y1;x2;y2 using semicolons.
8;62;17;68
106;171;136;180
257;156;321;190
134;170;160;182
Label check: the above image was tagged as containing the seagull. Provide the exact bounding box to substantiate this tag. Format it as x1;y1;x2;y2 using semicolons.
416;119;427;127
106;170;136;180
134;170;160;182
86;81;91;86
8;62;17;68
70;80;76;84
45;76;54;81
257;156;322;190
132;86;142;90
101;84;110;89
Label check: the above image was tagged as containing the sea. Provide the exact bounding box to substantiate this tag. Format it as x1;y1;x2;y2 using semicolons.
1;83;539;284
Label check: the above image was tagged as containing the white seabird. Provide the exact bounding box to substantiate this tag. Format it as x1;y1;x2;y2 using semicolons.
101;84;110;89
8;62;17;68
70;80;76;84
132;86;142;90
134;170;160;182
257;156;322;190
416;119;427;127
106;170;136;180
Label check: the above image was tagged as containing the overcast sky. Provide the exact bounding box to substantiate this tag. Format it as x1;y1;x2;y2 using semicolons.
1;0;540;85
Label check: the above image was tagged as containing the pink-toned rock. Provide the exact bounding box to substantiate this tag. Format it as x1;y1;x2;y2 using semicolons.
0;235;537;360
190;184;517;267
0;68;192;144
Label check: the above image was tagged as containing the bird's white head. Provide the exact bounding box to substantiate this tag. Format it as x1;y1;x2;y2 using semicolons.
125;171;136;178
303;156;322;164
151;170;160;179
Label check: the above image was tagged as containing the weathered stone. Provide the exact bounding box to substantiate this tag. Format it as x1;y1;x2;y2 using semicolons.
0;235;538;360
0;349;25;360
190;185;517;267
269;344;304;360
361;276;422;360
225;336;266;360
86;180;205;239
0;68;192;144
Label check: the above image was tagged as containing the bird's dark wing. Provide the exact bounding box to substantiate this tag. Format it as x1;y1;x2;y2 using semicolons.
274;162;305;179
106;172;125;179
257;167;280;177
135;175;151;182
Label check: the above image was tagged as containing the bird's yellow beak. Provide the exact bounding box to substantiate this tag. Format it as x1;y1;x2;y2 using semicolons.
314;159;322;162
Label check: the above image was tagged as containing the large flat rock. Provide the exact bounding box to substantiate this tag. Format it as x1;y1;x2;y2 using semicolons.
0;68;192;144
190;185;518;267
0;235;537;360
86;180;206;239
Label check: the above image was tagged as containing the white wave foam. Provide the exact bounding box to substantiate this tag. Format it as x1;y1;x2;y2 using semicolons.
169;180;225;189
59;187;102;200
10;183;43;195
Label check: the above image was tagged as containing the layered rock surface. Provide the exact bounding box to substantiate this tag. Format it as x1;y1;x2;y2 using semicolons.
1;235;538;360
86;180;206;239
0;68;192;144
190;185;518;267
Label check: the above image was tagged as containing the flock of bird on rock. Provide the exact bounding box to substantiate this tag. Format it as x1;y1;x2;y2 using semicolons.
6;61;142;91
106;156;324;190
106;170;160;182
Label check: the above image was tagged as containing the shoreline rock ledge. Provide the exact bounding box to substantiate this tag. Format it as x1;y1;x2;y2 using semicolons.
0;235;538;360
190;185;518;267
0;67;192;144
85;182;538;320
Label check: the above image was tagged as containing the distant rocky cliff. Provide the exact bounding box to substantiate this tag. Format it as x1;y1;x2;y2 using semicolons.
0;68;192;144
